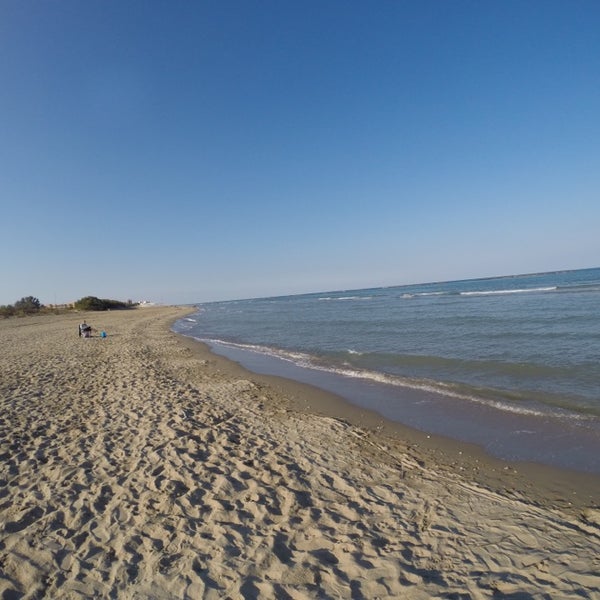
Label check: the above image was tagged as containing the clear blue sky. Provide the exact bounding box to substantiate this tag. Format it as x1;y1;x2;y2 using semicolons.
1;1;599;305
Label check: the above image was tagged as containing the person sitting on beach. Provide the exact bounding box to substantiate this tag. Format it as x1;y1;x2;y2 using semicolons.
79;321;92;338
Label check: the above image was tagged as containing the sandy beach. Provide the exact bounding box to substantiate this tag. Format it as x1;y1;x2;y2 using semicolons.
1;307;599;599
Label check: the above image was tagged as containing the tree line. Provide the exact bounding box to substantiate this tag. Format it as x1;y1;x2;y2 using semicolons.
1;296;137;318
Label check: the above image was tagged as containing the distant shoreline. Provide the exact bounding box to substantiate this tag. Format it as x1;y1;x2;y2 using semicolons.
171;313;600;508
173;266;600;475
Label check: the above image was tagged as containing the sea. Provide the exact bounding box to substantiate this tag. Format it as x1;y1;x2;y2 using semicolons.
172;267;600;473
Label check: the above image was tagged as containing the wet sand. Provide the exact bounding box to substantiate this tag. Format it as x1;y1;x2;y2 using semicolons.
1;307;599;599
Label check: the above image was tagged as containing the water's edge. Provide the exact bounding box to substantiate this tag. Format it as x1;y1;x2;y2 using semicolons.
175;329;600;474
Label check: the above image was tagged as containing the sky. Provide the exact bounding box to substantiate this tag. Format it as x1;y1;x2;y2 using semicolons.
1;1;599;305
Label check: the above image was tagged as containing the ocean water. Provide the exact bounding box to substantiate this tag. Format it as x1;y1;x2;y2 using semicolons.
173;268;600;472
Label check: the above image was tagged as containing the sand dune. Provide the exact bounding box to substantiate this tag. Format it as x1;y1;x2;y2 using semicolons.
1;307;599;599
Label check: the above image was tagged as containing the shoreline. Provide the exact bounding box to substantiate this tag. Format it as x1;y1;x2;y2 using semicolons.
171;318;600;512
187;336;600;474
1;307;599;598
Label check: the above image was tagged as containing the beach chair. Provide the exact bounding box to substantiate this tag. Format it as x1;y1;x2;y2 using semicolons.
79;323;92;338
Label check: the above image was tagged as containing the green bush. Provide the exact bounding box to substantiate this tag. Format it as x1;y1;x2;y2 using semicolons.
74;296;131;311
14;296;42;313
0;305;16;318
1;295;133;317
1;296;42;317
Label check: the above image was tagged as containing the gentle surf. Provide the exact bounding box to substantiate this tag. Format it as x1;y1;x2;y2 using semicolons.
174;267;600;472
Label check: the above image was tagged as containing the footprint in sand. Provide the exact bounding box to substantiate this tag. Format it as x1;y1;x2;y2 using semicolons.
4;505;44;533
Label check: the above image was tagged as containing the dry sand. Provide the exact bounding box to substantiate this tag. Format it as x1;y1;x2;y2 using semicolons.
1;307;599;599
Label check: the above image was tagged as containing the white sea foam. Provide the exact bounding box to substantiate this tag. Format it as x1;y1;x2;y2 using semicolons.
460;286;557;296
196;337;586;422
319;296;373;301
200;338;315;368
402;291;448;299
512;430;537;435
